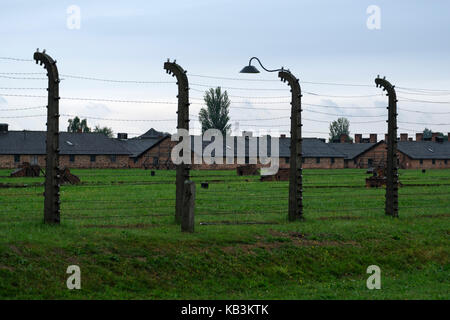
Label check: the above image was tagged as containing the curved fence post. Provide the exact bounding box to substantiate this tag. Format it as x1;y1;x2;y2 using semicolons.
375;76;399;217
279;70;303;221
164;59;190;224
34;49;60;224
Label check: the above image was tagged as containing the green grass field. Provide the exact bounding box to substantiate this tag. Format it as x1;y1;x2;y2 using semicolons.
0;168;448;299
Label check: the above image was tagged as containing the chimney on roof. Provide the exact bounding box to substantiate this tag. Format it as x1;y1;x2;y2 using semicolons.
370;134;377;143
400;133;408;141
0;123;8;133
280;134;286;138
340;133;348;143
117;133;128;140
354;134;362;144
448;133;450;142
408;137;413;141
416;133;423;141
431;132;439;142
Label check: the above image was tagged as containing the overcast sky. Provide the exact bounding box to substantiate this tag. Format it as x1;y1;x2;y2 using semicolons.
0;0;449;139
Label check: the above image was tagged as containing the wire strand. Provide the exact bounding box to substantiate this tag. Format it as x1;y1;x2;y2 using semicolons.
60;74;175;84
0;56;33;62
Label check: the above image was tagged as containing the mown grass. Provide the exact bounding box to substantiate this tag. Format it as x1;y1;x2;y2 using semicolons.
0;168;448;299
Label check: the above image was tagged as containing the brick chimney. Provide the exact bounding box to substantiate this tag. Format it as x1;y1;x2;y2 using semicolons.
369;134;377;143
117;133;128;140
0;123;8;133
432;132;439;142
354;134;362;143
340;133;348;143
400;133;408;141
416;133;423;141
384;134;389;142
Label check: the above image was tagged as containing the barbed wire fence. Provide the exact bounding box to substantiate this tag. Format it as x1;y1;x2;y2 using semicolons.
0;54;449;228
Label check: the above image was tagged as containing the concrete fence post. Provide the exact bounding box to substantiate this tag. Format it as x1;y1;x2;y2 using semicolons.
279;70;303;221
375;76;399;217
164;59;190;224
181;180;195;233
34;49;61;224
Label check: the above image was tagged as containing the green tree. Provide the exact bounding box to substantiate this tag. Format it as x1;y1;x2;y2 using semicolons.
67;116;90;133
423;128;433;139
329;117;352;142
422;129;447;141
199;87;231;135
93;125;113;138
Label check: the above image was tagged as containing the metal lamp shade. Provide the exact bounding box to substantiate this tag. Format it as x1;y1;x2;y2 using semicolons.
239;65;260;73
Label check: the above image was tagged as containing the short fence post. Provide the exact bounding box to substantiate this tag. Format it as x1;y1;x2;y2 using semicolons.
375;76;399;217
34;49;61;224
164;59;190;224
279;70;303;221
181;180;195;233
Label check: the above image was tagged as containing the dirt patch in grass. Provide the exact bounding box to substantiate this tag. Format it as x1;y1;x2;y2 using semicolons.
200;221;278;226
269;229;359;247
0;265;15;271
416;213;450;218
82;223;160;229
9;244;22;255
316;215;362;221
0;182;42;188
222;230;360;254
268;229;307;238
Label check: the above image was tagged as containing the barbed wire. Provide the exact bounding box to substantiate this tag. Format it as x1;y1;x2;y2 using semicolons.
191;83;384;97
189;114;290;121
398;120;450;126
0;93;47;99
396;89;450;96
304;103;385;110
0;56;33;62
190;88;291;99
397;86;450;93
0;87;46;90
60;114;177;122
190;83;287;91
0;61;448;92
59;74;175;84
0;105;46;111
303;91;383;98
0;114;45;118
0;72;44;75
304;109;386;117
398;107;450;115
398;97;450;104
60;96;178;104
305;118;386;124
0;75;47;80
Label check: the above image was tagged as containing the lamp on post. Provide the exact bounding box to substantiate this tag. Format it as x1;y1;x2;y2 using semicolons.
240;57;303;221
